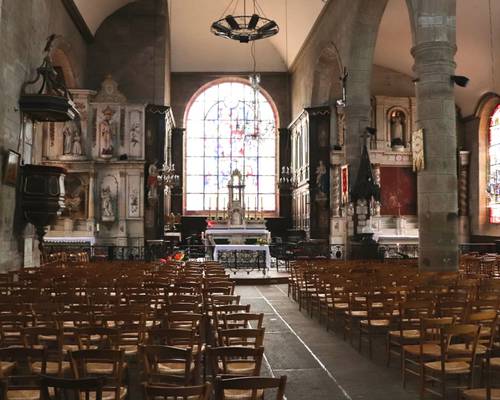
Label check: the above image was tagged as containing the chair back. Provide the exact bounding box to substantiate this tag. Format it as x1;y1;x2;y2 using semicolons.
214;376;287;400
143;382;212;400
40;375;105;400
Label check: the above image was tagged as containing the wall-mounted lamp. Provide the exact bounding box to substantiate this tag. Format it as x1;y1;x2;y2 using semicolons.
451;75;469;88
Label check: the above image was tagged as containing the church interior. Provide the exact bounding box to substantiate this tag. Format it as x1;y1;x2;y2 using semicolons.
0;0;500;399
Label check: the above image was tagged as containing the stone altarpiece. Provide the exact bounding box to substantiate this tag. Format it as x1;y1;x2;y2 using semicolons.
289;97;421;259
41;76;146;248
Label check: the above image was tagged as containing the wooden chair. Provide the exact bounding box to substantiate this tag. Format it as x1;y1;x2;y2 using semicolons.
22;326;71;376
143;382;212;400
146;327;204;381
69;349;127;400
386;299;434;367
40;375;105;400
0;314;34;346
140;344;195;386
214;376;287;400
0;346;47;400
217;328;265;348
402;317;454;388
358;293;396;359
220;313;264;330
422;324;480;399
74;327;120;350
208;346;264;378
462;349;500;400
343;291;368;344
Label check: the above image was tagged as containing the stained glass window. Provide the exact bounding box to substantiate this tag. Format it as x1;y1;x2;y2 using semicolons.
489;104;500;223
185;80;277;213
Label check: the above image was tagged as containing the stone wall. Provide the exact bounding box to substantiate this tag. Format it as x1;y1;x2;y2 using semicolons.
0;0;87;271
86;0;170;105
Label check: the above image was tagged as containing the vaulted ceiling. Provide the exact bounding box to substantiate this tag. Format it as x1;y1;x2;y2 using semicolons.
74;0;500;116
74;0;325;72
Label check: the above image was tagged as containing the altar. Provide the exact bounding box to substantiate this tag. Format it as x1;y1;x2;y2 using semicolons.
205;227;270;245
204;169;271;271
213;244;271;269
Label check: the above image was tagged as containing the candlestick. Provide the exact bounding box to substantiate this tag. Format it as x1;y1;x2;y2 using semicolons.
216;195;219;219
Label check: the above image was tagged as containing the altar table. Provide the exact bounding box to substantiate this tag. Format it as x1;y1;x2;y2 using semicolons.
213;244;271;269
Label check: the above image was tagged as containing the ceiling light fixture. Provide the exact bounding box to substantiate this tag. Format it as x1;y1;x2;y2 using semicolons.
211;0;279;43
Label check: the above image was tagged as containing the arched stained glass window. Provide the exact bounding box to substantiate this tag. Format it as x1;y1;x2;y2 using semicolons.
489;104;500;223
184;79;278;214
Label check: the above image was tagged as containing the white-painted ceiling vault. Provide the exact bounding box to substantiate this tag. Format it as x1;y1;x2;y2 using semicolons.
74;0;500;116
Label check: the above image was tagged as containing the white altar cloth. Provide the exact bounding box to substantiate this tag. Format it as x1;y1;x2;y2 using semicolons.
213;244;271;268
205;228;269;235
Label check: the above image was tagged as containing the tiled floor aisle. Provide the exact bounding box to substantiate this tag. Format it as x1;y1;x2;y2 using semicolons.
237;285;420;400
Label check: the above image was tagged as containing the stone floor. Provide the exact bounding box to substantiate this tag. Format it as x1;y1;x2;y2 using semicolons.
237;284;420;400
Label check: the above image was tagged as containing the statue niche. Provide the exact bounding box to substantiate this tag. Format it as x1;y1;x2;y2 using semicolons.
389;109;407;151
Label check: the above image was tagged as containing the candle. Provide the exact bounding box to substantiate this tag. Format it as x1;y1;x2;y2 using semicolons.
216;195;219;219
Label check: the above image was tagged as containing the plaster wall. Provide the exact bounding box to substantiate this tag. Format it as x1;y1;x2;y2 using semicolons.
86;0;169;105
0;0;87;271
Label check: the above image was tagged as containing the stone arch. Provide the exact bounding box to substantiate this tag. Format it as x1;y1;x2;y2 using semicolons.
386;106;410;145
311;43;343;106
51;36;82;88
51;47;77;89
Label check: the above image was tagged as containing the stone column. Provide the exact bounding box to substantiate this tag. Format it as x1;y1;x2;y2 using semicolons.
117;171;128;246
331;164;341;217
411;14;458;270
372;164;381;217
458;151;470;244
87;172;96;234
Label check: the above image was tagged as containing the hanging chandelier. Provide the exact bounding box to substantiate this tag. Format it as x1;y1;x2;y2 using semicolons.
211;0;279;43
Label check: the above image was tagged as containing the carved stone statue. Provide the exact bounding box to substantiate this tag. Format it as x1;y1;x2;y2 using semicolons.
71;131;82;155
390;111;405;147
99;106;115;158
101;185;115;221
63;123;73;155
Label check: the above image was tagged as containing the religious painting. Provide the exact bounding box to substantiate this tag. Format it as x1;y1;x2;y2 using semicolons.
412;128;425;172
127;174;141;219
341;164;349;205
125;107;144;159
63;174;87;219
3;150;20;186
380;167;417;216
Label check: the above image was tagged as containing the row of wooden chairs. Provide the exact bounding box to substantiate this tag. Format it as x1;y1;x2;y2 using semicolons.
287;259;500;399
0;260;287;399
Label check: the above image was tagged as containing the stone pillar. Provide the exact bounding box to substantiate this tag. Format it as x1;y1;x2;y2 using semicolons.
412;36;458;270
117;171;128;246
458;150;470;244
331;164;341;217
372;164;381;217
87;172;96;234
